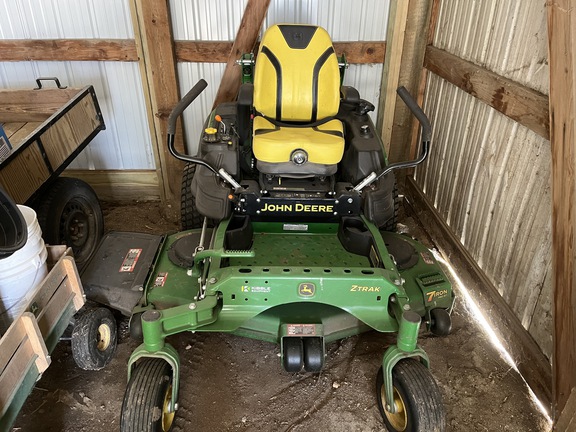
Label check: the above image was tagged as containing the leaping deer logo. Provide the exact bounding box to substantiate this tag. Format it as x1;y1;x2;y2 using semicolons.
298;283;315;297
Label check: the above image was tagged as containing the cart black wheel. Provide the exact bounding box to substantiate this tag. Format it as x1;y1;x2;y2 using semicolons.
121;358;175;432
35;177;103;268
283;337;304;372
71;307;117;371
181;163;203;230
303;337;324;372
376;359;445;432
429;308;452;337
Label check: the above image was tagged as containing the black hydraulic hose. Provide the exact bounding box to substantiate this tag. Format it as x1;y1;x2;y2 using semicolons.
166;79;220;175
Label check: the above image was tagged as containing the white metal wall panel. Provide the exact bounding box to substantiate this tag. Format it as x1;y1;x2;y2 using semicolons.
0;0;154;170
434;0;548;95
171;0;388;155
416;73;552;359
0;0;134;38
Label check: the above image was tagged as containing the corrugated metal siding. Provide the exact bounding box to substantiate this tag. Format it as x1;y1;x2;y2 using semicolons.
434;0;548;94
415;0;552;358
171;0;388;155
0;0;154;170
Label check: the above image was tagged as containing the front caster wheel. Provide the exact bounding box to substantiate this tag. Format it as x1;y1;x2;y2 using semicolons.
121;359;175;432
429;308;452;336
376;359;445;432
71;307;117;370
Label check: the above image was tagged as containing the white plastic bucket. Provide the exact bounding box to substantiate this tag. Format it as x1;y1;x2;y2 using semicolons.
0;205;48;333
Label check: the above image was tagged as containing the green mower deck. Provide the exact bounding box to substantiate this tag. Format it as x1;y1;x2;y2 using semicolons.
125;216;454;420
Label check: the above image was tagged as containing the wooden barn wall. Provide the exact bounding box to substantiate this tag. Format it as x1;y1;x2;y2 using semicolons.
414;0;552;359
171;0;389;155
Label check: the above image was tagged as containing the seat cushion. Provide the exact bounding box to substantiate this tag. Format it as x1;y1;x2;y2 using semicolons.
252;116;345;167
254;25;341;122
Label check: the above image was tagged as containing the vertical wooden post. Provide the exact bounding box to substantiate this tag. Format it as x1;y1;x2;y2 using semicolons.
386;0;434;169
131;0;183;217
212;0;271;109
377;0;410;156
408;0;440;164
547;0;576;423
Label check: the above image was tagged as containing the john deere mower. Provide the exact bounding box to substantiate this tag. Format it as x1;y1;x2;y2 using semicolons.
95;24;454;431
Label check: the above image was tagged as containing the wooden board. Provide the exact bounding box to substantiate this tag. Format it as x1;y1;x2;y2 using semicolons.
62;169;160;202
0;89;80;123
423;45;550;140
212;0;271;109
547;0;576;421
3;122;42;151
41;94;100;169
0;143;50;203
0;39;138;62
175;40;385;64
0;313;50;417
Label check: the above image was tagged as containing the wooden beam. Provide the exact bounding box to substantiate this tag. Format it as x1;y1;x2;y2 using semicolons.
405;177;553;411
408;0;440;166
212;0;270;109
547;0;576;422
175;41;234;63
175;41;385;64
387;0;433;168
0;39;138;62
556;389;576;431
131;0;183;216
377;0;410;155
424;45;550;140
62;169;160;201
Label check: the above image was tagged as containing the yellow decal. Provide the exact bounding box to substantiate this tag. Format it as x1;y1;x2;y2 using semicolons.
427;289;449;302
261;203;334;213
350;285;381;293
298;283;316;297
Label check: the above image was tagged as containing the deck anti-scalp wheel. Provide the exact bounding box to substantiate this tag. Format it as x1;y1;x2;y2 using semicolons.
376;359;445;432
121;358;175;432
71;307;117;370
429;308;452;337
303;337;324;372
283;337;304;372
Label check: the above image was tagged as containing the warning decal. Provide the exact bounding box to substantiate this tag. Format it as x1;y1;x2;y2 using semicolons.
154;272;168;287
119;248;142;272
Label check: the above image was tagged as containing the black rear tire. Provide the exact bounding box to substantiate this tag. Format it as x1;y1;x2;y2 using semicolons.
376;359;445;432
71;307;117;371
121;358;175;432
380;182;399;232
35;177;103;268
181;163;203;230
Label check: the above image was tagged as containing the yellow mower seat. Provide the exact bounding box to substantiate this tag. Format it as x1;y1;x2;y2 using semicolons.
252;24;344;176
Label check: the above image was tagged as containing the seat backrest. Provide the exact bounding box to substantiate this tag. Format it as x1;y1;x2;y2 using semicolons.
254;24;340;122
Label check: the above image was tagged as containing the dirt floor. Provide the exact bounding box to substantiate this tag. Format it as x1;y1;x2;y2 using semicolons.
13;200;551;432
